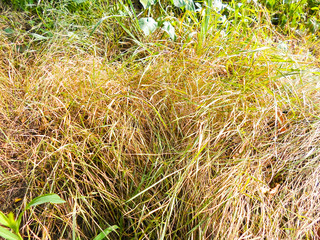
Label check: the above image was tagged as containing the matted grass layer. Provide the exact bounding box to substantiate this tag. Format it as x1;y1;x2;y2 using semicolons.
1;9;320;240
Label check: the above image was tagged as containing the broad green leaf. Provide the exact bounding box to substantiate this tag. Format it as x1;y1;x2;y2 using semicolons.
173;0;195;11
26;194;66;209
3;28;14;35
93;225;119;240
138;17;158;36
173;0;186;8
212;0;224;12
139;0;156;9
185;0;195;11
0;226;21;240
0;212;10;227
162;22;176;40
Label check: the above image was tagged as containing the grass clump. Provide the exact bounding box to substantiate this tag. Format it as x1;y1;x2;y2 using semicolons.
0;0;320;239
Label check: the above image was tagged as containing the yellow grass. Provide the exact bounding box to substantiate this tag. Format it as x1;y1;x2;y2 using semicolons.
1;6;320;239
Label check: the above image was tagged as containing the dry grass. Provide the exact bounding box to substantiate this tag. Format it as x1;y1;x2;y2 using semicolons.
1;6;320;239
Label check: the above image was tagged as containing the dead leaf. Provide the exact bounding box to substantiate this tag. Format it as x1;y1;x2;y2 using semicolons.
276;110;289;134
269;183;280;199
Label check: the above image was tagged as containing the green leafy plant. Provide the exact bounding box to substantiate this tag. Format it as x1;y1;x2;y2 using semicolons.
0;194;66;240
136;0;198;40
172;0;196;11
139;17;158;35
139;0;157;9
260;0;320;33
138;17;176;40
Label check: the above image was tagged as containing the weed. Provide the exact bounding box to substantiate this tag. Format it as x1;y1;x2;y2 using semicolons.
0;194;65;240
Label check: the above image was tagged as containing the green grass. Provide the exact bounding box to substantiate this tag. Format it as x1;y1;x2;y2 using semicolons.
0;0;320;239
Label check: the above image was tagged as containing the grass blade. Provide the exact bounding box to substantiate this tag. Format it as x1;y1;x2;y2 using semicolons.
93;226;119;240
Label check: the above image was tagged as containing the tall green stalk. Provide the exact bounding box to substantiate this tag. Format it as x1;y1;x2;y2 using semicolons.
198;0;213;52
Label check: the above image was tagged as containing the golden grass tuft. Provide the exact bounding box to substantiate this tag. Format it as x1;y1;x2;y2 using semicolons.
1;10;320;239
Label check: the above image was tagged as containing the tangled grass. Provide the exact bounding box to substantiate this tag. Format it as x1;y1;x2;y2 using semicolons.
1;3;320;239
